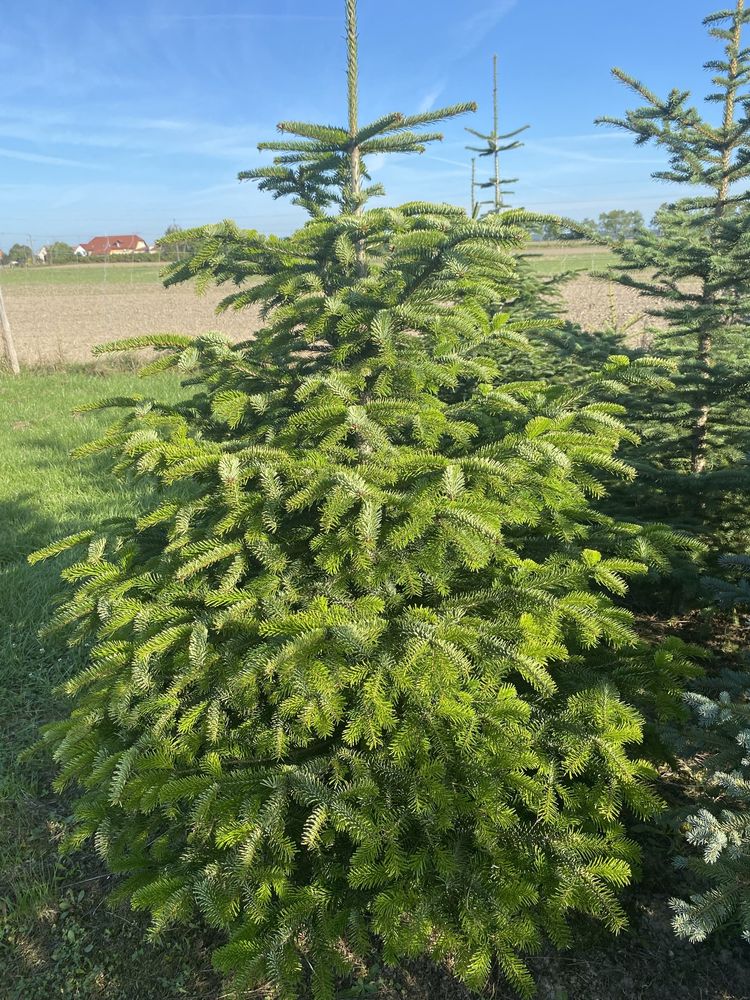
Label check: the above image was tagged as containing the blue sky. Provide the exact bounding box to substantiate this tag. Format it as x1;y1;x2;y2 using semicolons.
0;1;723;251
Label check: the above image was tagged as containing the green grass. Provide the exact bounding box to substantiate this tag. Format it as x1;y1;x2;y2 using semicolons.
523;248;618;275
0;247;617;291
0;263;165;289
0;368;225;999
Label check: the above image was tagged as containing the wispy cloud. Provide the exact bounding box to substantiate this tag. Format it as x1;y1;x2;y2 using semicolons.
455;1;519;56
0;147;102;169
524;141;665;166
534;132;634;143
561;132;634;142
154;13;338;22
424;153;472;169
124;118;194;132
418;85;446;113
0;110;265;163
464;1;519;36
367;153;387;174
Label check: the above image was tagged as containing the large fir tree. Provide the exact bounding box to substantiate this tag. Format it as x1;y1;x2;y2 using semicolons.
32;3;697;996
595;0;750;547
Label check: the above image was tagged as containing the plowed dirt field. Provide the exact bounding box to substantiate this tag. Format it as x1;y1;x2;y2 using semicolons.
0;252;660;367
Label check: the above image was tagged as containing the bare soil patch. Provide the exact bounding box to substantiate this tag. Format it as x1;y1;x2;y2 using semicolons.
1;281;261;367
0;263;663;367
560;274;665;345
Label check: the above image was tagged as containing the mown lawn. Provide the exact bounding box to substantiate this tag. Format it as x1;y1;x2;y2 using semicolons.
0;368;225;999
0;246;616;293
0;263;165;289
523;246;618;274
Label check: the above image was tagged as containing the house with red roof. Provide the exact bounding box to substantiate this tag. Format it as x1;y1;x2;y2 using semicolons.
75;235;149;257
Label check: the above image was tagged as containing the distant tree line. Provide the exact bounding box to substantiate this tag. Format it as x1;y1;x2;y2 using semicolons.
527;208;647;242
0;226;198;266
0;241;78;265
2;243;34;264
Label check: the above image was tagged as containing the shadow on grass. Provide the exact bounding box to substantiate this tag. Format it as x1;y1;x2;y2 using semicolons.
0;492;73;568
0;487;226;1000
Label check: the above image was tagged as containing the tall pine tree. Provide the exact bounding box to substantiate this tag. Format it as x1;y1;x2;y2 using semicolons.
32;3;697;996
596;0;750;548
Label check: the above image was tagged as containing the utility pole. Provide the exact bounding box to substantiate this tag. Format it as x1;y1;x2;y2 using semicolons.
0;286;21;375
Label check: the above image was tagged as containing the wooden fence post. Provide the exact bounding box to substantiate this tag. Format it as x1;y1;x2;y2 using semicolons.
0;287;21;374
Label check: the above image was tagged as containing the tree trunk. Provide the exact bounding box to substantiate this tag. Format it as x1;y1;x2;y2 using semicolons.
492;54;501;212
346;0;366;276
691;329;711;474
